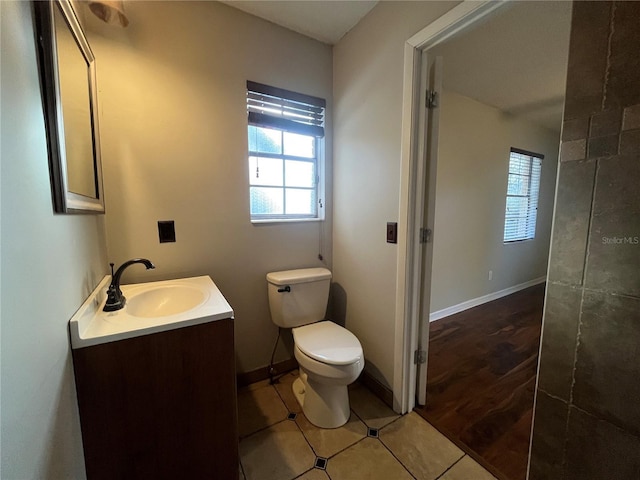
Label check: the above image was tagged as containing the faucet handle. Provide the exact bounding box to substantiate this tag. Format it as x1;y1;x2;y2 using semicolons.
109;262;115;277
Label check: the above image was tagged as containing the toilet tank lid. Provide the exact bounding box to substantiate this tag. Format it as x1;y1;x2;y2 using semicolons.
266;267;332;286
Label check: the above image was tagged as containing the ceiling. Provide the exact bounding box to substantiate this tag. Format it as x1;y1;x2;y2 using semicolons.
219;0;378;45
221;1;571;132
430;1;572;132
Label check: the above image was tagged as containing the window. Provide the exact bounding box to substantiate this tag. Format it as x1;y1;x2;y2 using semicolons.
246;81;325;221
503;148;543;243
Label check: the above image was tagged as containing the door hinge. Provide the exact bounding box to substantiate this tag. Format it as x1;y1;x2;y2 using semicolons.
419;227;432;243
414;350;427;365
426;90;439;109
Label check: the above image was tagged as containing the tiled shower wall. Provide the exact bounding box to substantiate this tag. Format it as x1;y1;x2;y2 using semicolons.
529;2;640;479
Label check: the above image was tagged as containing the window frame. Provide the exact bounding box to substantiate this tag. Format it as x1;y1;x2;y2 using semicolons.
246;81;325;223
503;147;544;243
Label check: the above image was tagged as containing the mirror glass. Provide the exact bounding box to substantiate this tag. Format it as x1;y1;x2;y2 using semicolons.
54;4;97;199
35;0;105;213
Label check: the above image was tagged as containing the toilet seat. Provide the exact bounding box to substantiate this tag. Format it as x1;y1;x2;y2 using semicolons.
293;321;363;366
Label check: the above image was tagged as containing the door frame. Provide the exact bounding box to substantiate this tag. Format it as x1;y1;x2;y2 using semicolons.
393;0;509;414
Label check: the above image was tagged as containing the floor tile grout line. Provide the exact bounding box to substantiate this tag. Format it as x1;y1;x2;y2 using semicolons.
349;405;368;427
239;458;247;479
412;410;504;480
300;409;371;461
290;434;372;478
268;374;325;461
291;466;328;480
324;433;369;461
241;376;495;480
350;400;402;432
325;436;417;480
271;376;292;408
376;434;418;479
238;383;290;440
379;412;404;430
239;413;320;480
293;414;323;459
279;375;390;461
238;417;289;441
434;453;466;480
291;469;311;480
240;414;325;480
241;375;407;479
378;413;494;480
250;375;368;463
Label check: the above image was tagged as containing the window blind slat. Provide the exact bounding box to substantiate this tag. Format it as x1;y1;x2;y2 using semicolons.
247;93;324;116
247;82;326;138
247;81;326;108
247;102;323;126
248;111;324;137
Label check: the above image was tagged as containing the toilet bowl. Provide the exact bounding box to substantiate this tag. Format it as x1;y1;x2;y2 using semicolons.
292;321;364;428
266;268;364;428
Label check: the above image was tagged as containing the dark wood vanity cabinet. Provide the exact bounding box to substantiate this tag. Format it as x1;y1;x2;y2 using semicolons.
72;318;238;479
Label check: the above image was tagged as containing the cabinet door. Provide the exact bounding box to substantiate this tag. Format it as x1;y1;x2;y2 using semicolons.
73;319;238;479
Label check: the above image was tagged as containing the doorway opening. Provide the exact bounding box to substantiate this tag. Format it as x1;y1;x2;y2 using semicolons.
396;2;572;479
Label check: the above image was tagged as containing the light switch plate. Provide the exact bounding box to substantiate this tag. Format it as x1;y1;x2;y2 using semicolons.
158;220;176;243
386;222;397;244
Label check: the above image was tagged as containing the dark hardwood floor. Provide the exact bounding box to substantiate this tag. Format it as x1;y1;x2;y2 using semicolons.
414;283;545;480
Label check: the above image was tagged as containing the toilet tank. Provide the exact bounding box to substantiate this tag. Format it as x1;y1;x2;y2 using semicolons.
266;268;332;328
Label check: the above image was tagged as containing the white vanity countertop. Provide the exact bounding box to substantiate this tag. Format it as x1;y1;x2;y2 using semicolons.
69;275;234;349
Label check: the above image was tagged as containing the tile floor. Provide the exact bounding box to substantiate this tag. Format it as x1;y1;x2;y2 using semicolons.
238;371;497;480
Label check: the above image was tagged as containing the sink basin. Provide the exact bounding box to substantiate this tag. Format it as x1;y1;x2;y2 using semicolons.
69;276;234;348
126;285;208;317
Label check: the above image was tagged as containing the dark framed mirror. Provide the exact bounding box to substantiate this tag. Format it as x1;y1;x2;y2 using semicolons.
34;0;105;213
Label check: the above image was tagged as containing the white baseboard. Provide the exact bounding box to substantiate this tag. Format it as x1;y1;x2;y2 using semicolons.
429;276;546;322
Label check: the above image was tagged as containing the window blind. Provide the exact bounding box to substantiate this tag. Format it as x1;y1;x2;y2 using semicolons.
503;149;543;243
247;81;325;138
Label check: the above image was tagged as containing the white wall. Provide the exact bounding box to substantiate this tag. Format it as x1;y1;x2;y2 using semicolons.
84;1;333;373
332;1;459;389
429;91;559;313
0;2;108;478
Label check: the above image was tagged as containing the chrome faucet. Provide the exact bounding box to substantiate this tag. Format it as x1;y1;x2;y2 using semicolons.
103;258;155;312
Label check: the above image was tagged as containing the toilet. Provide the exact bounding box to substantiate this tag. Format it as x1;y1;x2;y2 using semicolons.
267;267;364;428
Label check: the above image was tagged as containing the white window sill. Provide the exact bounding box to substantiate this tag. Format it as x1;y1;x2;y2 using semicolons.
503;238;535;244
251;217;324;225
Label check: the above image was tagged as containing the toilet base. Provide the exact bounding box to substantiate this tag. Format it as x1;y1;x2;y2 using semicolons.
292;370;350;429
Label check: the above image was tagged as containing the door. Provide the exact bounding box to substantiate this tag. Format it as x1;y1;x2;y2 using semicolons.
415;53;442;406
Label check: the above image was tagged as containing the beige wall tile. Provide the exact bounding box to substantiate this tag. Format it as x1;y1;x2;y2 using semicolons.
238;385;289;438
296;411;367;458
380;412;464;480
327;438;413;480
239;421;315;480
440;455;497;480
